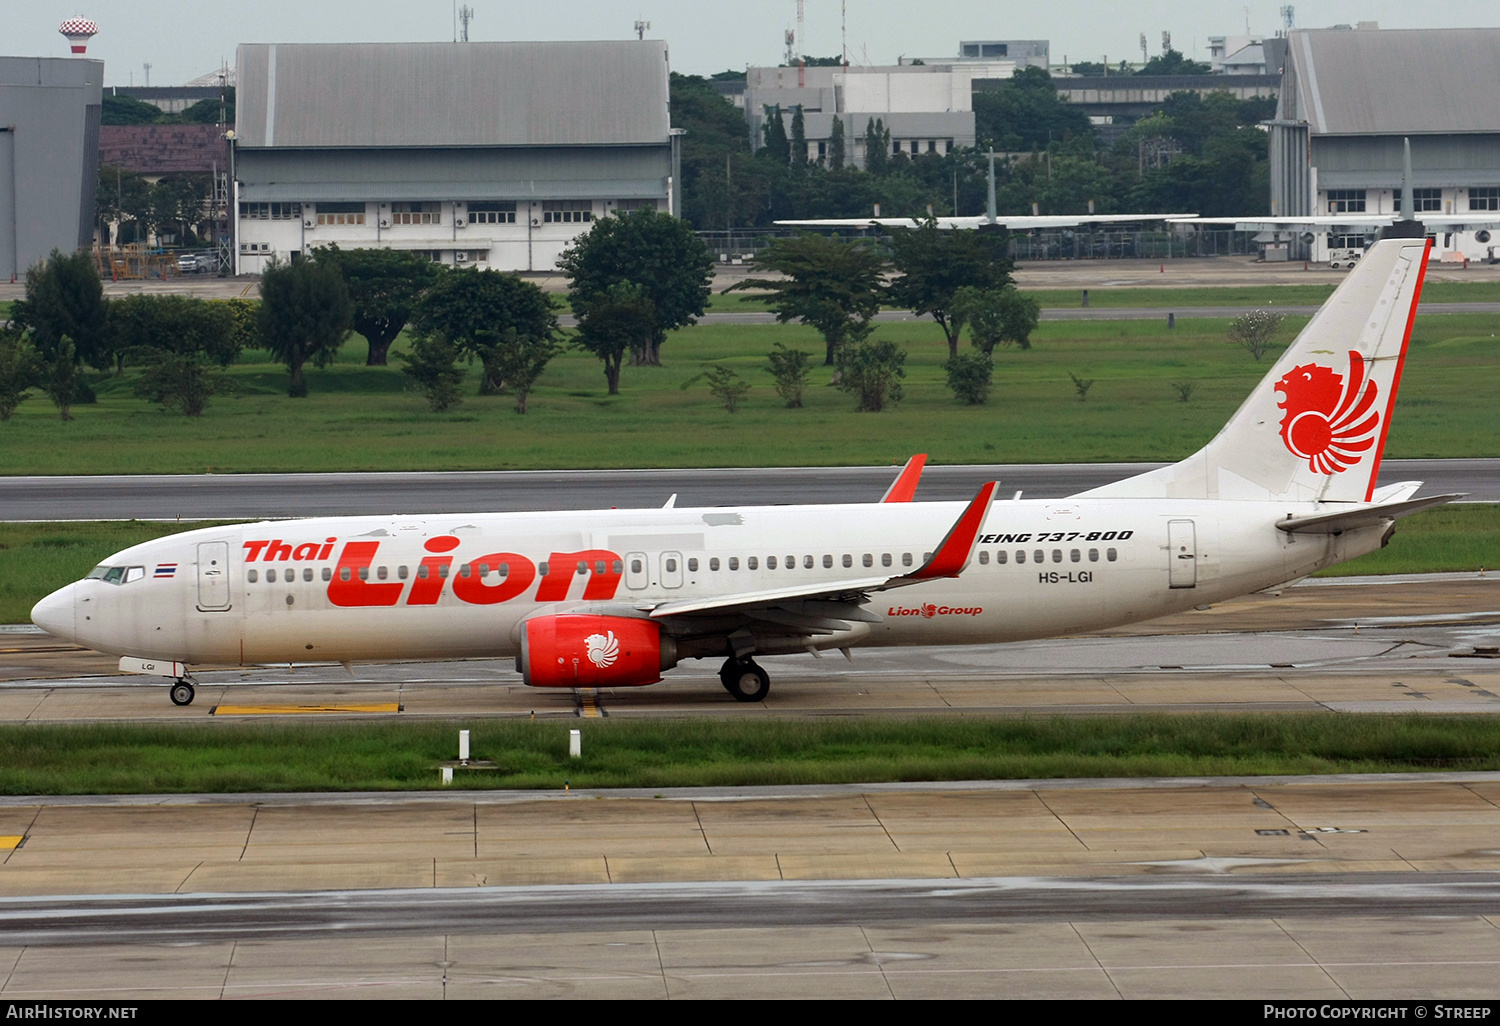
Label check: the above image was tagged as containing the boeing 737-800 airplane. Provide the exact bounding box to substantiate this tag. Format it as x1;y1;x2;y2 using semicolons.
32;231;1455;707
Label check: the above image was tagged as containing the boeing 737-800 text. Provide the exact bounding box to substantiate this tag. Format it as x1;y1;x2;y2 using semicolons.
31;231;1455;706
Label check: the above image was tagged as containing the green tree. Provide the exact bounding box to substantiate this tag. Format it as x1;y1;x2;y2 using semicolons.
1227;309;1286;361
397;334;466;412
951;285;1041;352
1138;49;1211;76
766;342;813;408
475;328;560;413
790;106;807;167
38;338;81;421
131;350;237;417
863;118;890;173
725;233;885;366
886;219;1016;358
973;67;1093;151
108;295;241;372
410;268;558;393
11;250;110;378
838;337;906;412
761;105;790;164
572;282;655;395
100;94;164;126
827;115;846;170
681;365;751;412
945;350;993;405
558;209;713;366
257;256;353;397
0;327;40;422
317;246;443;366
178;86;234;126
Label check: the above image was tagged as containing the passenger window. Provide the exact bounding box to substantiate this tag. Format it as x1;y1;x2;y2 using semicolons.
496;563;509;577
767;556;778;570
377;566;389;580
1052;550;1062;563
881;553;892;568
576;561;587;575
1107;548;1118;562
902;553;912;567
1016;550;1026;564
843;554;853;568
248;569;258;583
1089;549;1099;562
729;557;739;571
438;564;449;578
688;558;698;572
748;556;758;570
595;560;607;575
358;567;369;581
1034;550;1044;564
1071;549;1081;563
418;565;429;579
397;566;408;580
822;555;832;569
710;557;720;571
997;550;1008;564
611;560;622;575
978;551;989;565
862;554;873;567
785;555;794;568
459;564;471;578
804;555;814;569
340;567;352;582
305;568;315;582
268;568;278;583
538;561;549;576
631;558;643;574
666;558;678;573
322;567;332;581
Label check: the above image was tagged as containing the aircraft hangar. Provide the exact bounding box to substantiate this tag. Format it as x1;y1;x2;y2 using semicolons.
230;40;680;274
1269;26;1500;262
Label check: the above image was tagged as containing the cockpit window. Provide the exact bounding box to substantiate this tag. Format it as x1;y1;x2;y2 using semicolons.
124;567;145;583
103;567;125;585
86;566;110;580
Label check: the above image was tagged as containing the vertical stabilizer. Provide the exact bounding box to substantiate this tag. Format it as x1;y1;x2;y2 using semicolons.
1077;236;1431;503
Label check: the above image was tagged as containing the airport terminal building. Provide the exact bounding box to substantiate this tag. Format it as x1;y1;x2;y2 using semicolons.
1270;27;1500;262
232;41;678;274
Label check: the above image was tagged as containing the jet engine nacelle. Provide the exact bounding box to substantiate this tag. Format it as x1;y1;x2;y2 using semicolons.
519;614;677;688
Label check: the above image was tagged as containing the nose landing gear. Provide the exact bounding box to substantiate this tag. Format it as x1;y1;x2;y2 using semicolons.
719;658;770;702
169;679;196;707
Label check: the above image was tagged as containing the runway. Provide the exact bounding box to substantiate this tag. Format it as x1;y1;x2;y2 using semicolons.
1;458;1494;521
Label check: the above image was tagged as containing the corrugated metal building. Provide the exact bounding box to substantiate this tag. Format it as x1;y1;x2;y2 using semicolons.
232;41;677;273
0;56;103;280
1271;27;1500;260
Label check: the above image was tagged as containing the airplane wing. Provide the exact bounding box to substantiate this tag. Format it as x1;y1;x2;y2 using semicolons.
1173;214;1500;232
880;454;927;503
773;214;1195;231
643;482;998;624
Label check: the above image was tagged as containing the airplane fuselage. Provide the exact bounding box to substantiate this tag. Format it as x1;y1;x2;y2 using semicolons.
53;496;1385;670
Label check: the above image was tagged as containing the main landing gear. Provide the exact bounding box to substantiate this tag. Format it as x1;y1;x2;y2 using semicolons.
719;657;770;702
169;678;196;707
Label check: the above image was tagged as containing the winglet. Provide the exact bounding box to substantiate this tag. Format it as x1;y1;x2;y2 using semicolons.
880;454;928;503
901;482;997;581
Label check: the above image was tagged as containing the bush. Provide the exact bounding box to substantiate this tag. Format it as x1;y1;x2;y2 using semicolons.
838;338;906;412
945;351;993;405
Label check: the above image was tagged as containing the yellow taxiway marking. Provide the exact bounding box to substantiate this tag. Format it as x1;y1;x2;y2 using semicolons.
211;703;402;716
0;836;24;850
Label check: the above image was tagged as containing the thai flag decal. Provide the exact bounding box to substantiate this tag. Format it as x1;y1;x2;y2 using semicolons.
154;564;178;578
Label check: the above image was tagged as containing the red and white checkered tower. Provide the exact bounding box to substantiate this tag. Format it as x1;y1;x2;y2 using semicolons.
59;18;98;55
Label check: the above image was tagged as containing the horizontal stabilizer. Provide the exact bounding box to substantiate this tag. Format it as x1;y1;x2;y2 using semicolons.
1276;493;1463;534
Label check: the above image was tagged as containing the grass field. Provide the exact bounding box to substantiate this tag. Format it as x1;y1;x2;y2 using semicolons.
1;714;1497;793
3;505;1493;623
1;309;1496;474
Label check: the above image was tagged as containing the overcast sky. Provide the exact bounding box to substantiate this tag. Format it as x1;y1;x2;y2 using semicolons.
15;0;1500;86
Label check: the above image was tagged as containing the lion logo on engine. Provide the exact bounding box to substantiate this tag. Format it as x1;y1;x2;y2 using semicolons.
584;631;619;669
1274;349;1381;474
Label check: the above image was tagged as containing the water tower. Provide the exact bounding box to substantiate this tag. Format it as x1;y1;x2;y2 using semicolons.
59;18;98;55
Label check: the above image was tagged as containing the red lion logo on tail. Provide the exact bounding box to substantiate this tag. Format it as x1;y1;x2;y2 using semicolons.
1274;350;1380;474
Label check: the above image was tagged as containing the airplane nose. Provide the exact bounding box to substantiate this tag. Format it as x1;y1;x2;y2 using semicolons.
31;585;76;643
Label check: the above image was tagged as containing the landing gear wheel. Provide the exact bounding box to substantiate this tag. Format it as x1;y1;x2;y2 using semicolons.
720;659;770;703
169;680;196;707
